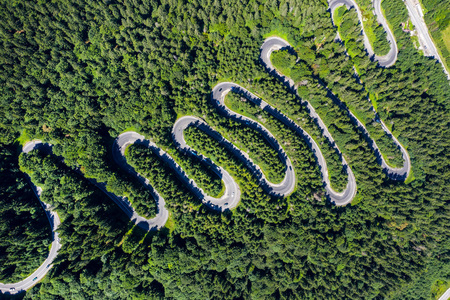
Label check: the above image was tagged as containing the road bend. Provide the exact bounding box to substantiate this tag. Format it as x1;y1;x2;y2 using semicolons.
261;37;410;182
328;0;398;67
114;130;241;211
1;139;170;294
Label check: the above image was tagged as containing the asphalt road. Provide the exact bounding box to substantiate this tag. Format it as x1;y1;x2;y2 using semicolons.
3;112;296;292
116;129;241;211
1;139;171;295
112;131;170;227
0;141;62;295
328;0;398;67
403;0;450;79
171;117;241;209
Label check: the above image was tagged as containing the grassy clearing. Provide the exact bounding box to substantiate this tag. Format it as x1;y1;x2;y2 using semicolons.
432;279;450;300
380;3;396;42
354;2;378;51
354;0;390;56
263;29;290;43
120;126;140;134
164;211;176;232
364;19;377;49
404;168;415;184
441;26;450;52
369;93;378;111
123;143;131;157
439;26;450;72
333;6;347;26
380;151;400;169
15;130;35;146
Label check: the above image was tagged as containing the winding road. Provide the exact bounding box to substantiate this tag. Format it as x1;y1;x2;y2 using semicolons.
1;2;413;292
326;0;411;176
261;38;358;204
329;0;398;67
327;0;411;177
1;107;297;293
114;129;241;211
210;87;296;196
212;82;356;204
261;37;410;182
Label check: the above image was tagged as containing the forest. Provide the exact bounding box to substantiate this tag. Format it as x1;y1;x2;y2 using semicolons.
0;0;449;299
0;145;51;283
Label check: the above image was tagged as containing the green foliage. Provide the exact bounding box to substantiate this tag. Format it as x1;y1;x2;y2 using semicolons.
224;90;345;192
353;0;391;56
372;20;390;56
211;92;286;184
270;49;297;75
316;7;405;168
19;149;165;299
126;143;200;210
0;145;51;283
0;0;449;299
389;255;450;300
169;148;225;197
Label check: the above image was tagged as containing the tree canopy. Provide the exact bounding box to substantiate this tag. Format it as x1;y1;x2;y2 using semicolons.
0;0;449;299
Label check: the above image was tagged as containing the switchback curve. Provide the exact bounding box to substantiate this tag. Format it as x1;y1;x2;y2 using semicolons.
114;129;241;211
172;115;298;199
1;139;170;294
328;0;398;67
326;1;411;177
209;89;296;196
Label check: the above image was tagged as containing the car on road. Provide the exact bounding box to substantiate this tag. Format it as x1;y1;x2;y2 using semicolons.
33;277;38;281
231;192;235;197
9;287;15;291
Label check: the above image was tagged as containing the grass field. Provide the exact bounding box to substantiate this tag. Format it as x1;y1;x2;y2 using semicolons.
441;26;450;60
432;279;450;299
